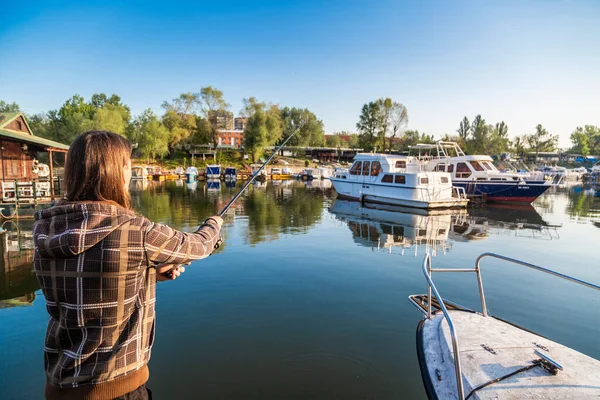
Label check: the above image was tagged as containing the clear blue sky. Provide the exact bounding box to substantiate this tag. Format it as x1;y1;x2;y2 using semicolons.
1;0;599;147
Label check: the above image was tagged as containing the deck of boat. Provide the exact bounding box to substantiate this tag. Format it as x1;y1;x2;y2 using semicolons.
419;309;600;399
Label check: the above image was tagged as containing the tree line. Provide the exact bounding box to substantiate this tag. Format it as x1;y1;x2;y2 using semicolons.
0;91;325;163
1;96;598;159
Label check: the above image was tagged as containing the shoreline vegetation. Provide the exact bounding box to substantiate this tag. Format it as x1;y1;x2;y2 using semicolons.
1;90;599;171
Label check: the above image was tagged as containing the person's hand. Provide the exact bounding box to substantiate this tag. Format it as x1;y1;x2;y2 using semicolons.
156;263;188;281
207;216;223;228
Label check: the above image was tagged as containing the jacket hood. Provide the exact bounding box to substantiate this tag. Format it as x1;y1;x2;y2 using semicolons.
34;203;138;258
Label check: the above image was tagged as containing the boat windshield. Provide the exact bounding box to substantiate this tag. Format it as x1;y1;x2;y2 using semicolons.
370;161;382;176
481;161;497;171
469;161;485;171
350;161;362;175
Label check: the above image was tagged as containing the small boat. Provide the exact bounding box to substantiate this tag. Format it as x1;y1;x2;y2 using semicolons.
300;168;320;181
131;166;148;180
410;252;600;400
250;164;267;182
185;166;198;182
330;153;469;209
206;164;221;180
224;167;237;181
318;166;333;179
411;142;552;204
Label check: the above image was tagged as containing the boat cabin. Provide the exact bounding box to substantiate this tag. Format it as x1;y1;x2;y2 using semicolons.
0;112;69;204
330;153;468;209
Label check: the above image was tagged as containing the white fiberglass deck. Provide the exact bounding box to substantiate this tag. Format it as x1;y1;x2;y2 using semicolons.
420;310;600;399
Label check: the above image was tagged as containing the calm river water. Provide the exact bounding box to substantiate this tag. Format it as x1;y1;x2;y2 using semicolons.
1;180;599;399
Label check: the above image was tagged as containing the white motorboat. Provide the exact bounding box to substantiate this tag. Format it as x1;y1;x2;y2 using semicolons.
329;153;468;209
131;165;149;180
410;142;552;204
410;252;600;400
185;166;198;182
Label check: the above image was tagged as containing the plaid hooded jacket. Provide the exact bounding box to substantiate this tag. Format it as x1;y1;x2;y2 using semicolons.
33;202;221;399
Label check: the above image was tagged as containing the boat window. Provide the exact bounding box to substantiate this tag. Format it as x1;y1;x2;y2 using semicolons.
418;229;428;236
438;229;446;235
420;177;429;185
381;224;393;235
362;161;371;176
381;174;393;183
395;175;406;184
393;226;404;237
456;162;471;178
440;176;449;184
370;161;382;176
447;164;454;173
477;177;488;181
483;161;496;171
469;161;485;171
350;161;362;175
435;163;446;172
395;160;406;169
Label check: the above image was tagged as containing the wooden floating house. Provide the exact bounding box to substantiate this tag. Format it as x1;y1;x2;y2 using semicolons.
0;112;69;210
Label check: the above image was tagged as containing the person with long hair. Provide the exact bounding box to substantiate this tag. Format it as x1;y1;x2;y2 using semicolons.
33;131;223;399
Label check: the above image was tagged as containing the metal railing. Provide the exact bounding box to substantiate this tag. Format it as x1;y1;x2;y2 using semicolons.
416;251;600;399
420;252;465;399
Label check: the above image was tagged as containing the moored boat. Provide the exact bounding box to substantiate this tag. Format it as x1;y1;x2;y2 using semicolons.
224;167;237;181
131;165;149;180
330;153;468;209
185;166;198;182
206;164;221;180
411;142;552;204
410;252;600;399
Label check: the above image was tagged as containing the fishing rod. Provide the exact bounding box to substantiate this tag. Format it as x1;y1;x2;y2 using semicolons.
163;121;305;279
218;120;306;217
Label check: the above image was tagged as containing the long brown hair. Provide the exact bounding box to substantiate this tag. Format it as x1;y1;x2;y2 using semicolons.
63;131;133;208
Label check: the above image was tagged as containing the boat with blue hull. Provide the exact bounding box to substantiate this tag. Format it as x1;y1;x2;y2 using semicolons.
412;142;552;204
452;180;550;203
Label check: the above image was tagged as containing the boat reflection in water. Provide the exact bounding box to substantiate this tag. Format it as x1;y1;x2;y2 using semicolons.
330;201;561;255
330;200;459;257
0;221;38;309
450;204;561;242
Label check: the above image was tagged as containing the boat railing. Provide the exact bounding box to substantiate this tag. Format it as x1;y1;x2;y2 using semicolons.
452;186;467;199
417;253;466;399
412;252;600;400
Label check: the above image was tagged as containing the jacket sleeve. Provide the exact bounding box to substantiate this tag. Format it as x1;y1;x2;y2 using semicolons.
144;218;222;265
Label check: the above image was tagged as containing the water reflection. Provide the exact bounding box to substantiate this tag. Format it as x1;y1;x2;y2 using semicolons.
330;200;458;257
330;200;561;254
0;220;38;309
451;205;560;241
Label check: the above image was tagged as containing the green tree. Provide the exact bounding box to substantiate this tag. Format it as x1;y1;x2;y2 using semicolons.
326;134;342;148
89;104;127;136
488;121;509;156
130;109;170;162
243;103;282;162
348;133;360;149
527;124;558;155
198;86;229;149
356;101;383;151
399;130;435;151
469;115;490;154
0;100;20;113
457;116;470;145
378;98;408;152
280;107;325;147
570;125;600;156
511;136;528;158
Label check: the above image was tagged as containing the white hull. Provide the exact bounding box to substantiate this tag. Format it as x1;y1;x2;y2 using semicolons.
331;178;468;209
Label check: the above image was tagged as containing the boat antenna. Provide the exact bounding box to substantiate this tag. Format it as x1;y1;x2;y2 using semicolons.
217;120;306;217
